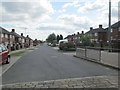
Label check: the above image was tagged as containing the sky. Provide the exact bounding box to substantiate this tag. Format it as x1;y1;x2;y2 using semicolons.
0;0;119;40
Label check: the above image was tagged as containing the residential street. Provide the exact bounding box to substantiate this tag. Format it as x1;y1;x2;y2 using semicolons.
2;44;118;85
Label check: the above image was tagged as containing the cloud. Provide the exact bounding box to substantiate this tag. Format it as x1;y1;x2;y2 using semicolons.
58;0;80;14
58;14;93;30
62;0;80;9
1;0;54;23
78;0;106;13
36;23;75;31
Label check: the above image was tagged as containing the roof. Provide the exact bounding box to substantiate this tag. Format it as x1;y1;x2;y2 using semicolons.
11;32;22;38
64;35;72;39
85;28;108;34
111;21;120;28
21;35;26;39
26;36;33;40
0;27;11;34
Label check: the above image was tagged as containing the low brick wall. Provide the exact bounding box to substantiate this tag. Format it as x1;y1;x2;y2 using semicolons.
86;49;100;61
76;48;119;69
101;51;119;68
76;48;86;58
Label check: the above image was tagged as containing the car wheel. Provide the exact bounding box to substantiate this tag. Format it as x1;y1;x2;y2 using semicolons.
6;58;10;64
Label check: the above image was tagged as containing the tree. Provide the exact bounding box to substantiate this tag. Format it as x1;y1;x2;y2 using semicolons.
59;34;63;40
46;33;57;43
57;35;60;43
80;35;91;46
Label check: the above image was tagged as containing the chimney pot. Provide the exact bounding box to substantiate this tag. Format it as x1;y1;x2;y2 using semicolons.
99;24;102;28
90;27;93;30
82;31;84;34
21;33;23;36
12;29;15;32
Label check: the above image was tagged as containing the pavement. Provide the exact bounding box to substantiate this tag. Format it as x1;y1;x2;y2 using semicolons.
2;75;119;89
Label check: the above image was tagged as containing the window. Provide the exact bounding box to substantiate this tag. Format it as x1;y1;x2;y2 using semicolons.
95;33;98;36
5;34;8;38
10;35;12;38
1;34;4;38
111;29;113;32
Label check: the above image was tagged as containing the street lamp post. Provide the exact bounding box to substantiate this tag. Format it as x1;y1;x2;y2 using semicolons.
108;0;111;48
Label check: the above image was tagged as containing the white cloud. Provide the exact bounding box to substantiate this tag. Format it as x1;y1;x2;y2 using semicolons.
78;0;107;13
1;0;54;23
62;0;80;9
58;14;93;30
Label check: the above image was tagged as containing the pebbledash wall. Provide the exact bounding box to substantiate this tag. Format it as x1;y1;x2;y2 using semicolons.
76;47;119;69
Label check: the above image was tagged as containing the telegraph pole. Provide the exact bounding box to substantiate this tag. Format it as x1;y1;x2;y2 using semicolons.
108;0;111;48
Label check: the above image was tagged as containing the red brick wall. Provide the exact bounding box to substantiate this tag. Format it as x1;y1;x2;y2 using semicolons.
98;32;108;42
111;28;120;40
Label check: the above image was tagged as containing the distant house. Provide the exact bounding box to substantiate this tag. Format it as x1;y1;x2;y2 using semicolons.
33;39;40;46
64;35;73;42
65;31;84;44
21;33;26;48
85;25;108;44
25;35;33;48
11;29;22;50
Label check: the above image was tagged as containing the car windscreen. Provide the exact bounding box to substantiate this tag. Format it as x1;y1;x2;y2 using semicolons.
0;44;7;52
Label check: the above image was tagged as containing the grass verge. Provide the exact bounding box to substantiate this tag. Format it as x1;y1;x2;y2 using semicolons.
10;51;26;56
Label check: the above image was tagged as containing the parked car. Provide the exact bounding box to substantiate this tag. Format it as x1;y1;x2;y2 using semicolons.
47;43;52;46
0;44;10;64
59;39;68;50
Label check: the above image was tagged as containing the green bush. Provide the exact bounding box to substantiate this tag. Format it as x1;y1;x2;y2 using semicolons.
62;42;76;51
51;43;56;47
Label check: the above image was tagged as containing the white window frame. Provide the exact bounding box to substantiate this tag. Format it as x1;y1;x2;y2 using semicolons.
1;34;4;38
95;33;98;36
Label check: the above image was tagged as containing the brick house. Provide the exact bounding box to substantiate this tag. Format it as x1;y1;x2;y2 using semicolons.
33;39;40;46
64;31;84;44
0;27;10;45
85;25;108;44
111;21;120;48
21;33;26;48
0;27;14;45
11;29;22;50
0;27;15;51
111;21;120;41
25;35;33;48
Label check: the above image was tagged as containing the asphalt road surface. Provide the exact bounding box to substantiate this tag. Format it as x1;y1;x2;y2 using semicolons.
2;44;118;84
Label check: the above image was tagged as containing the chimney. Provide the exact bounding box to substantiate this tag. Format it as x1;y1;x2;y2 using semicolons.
81;31;84;34
90;27;93;30
99;24;102;28
77;32;80;35
27;35;29;38
21;33;23;36
12;29;15;32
